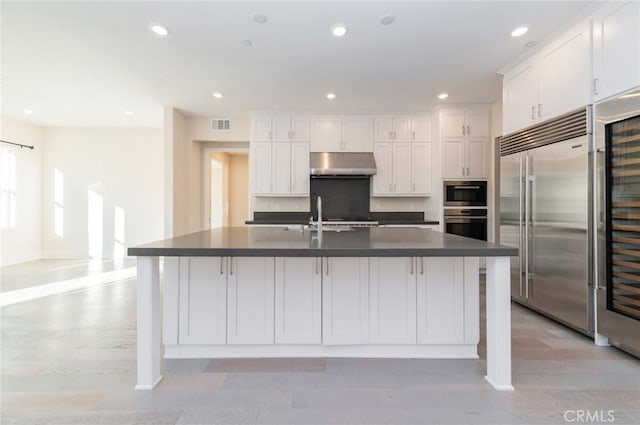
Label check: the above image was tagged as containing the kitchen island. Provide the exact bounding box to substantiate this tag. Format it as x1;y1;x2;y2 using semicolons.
128;227;517;391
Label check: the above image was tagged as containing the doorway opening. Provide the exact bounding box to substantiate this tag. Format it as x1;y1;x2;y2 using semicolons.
204;150;249;229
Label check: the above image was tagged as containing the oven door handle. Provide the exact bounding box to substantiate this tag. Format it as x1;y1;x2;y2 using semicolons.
445;217;487;223
452;185;481;190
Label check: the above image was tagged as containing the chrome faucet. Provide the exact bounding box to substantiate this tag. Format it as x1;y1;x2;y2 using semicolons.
317;196;323;233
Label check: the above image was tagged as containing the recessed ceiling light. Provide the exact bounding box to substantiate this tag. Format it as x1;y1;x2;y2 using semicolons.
326;93;336;100
149;23;170;36
438;93;449;100
253;14;268;24
511;25;529;37
242;39;253;47
213;92;224;99
380;15;395;25
124;110;133;116
331;25;348;37
22;109;33;114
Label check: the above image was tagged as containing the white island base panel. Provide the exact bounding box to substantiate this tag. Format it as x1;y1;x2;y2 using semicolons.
164;344;479;359
135;255;513;391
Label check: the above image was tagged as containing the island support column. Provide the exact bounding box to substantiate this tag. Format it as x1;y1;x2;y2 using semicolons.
484;256;514;391
135;256;163;390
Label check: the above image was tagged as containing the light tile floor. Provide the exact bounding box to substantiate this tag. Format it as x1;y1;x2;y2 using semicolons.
1;259;639;425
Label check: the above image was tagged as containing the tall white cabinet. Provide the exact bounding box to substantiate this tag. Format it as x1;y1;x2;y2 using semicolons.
251;115;310;196
372;115;433;196
440;107;490;179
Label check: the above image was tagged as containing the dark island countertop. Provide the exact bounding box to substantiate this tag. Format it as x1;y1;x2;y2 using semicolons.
128;227;517;258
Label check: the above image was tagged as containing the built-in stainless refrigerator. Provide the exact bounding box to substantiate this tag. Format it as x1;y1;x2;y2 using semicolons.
500;108;593;335
595;87;640;357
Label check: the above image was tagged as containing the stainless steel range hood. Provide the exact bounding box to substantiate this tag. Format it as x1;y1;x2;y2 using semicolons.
310;152;377;176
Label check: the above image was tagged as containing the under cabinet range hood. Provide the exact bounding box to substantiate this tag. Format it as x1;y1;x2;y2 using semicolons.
310;152;377;176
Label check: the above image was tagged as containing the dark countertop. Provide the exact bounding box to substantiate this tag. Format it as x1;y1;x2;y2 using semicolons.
128;227;517;258
246;211;438;226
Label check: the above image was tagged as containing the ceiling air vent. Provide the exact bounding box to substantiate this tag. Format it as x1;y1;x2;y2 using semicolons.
211;119;230;130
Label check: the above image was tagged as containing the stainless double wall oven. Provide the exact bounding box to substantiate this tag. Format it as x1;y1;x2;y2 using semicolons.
443;180;488;241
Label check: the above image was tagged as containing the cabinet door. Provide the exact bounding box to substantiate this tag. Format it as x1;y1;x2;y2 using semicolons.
274;258;321;344
502;59;539;135
322;258;369;345
253;142;273;194
290;142;310;195
538;22;590;121
369;258;417;344
593;1;640;101
412;115;432;142
272;142;291;194
372;143;393;195
342;116;374;152
411;142;432;195
465;110;490;138
417;257;464;344
440;109;466;138
441;139;466;179
272;116;292;142
252;116;272;142
290;115;310;142
392;143;412;194
178;257;227;345
393;116;413;142
310;116;342;152
466;138;489;179
227;257;275;344
373;116;394;142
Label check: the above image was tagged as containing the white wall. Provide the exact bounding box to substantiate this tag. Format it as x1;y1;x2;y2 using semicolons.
41;127;164;258
0;116;43;266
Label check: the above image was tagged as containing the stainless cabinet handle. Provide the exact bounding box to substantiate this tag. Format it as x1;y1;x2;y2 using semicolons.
466;167;470;176
412;130;415;140
531;106;536;120
229;257;233;275
467;125;470;135
462;167;465;176
220;257;225;275
394;130;397;139
594;78;599;96
315;257;319;275
462;125;465;135
325;258;329;276
291;130;295;139
389;130;393;140
410;257;414;275
420;257;424;275
537;103;542;118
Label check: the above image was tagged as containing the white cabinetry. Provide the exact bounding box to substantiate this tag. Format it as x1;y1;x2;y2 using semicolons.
178;257;227;345
227;257;275;344
372;114;432;196
274;257;322;344
310;116;373;152
322;258;370;345
440;108;490;179
592;1;640;101
374;115;431;142
369;258;417;344
417;257;465;344
502;21;590;134
253;115;310;142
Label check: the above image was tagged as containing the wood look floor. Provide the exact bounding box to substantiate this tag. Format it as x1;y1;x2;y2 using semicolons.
1;259;639;425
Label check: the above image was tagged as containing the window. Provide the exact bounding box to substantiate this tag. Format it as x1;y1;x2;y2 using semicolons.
0;149;16;229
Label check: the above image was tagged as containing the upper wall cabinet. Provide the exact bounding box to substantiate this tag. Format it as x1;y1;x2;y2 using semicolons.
373;116;432;142
503;21;591;135
252;115;310;142
310;116;373;152
592;1;640;102
440;107;490;179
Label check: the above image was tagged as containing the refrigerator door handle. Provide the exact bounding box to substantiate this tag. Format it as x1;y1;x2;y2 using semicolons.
525;155;533;300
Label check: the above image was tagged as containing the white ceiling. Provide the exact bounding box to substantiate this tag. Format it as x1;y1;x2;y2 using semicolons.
2;1;596;128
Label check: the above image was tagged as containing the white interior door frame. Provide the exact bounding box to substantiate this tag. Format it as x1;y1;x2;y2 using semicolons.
202;147;249;230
